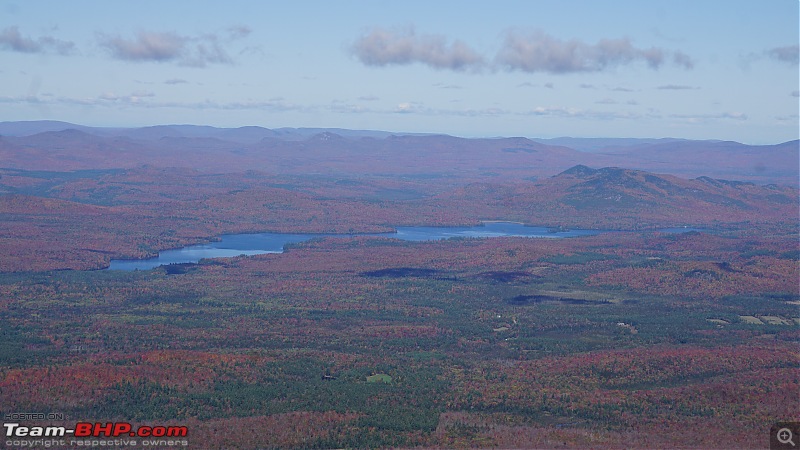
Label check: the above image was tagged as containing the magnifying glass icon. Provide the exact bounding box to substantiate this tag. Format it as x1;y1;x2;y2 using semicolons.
778;428;796;447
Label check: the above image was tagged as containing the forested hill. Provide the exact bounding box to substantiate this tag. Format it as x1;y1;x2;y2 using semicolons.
434;165;798;229
0;121;796;185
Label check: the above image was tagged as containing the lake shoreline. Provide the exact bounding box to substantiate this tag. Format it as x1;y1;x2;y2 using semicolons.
105;221;707;271
106;222;602;271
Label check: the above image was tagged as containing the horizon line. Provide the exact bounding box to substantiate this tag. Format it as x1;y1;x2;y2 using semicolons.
1;119;797;146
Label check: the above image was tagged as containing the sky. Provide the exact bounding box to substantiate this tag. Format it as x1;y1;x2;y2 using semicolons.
0;0;797;144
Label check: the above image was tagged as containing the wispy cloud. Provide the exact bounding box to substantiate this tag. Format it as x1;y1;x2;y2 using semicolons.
351;27;486;72
0;26;75;55
515;81;555;89
670;112;748;123
226;25;252;40
775;114;799;124
595;98;617;105
330;100;372;114
495;30;694;74
98;31;194;64
0;92;306;113
433;82;463;89
390;102;509;117
3;90;754;129
524;105;649;120
766;45;799;65
394;102;422;113
657;84;698;90
97;27;249;67
98;90;156;104
672;52;694;69
0;93;613;122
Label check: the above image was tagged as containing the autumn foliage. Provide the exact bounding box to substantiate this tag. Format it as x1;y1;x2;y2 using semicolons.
0;136;797;448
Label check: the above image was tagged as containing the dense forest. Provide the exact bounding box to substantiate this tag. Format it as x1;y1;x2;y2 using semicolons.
0;127;798;448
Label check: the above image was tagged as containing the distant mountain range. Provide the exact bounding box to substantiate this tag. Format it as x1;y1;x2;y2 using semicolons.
0;121;796;185
0;120;401;142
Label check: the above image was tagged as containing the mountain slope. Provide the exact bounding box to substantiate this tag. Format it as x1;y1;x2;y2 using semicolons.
437;165;797;229
598;140;799;185
0;121;796;185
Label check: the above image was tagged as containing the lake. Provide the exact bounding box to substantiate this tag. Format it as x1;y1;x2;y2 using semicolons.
106;222;602;271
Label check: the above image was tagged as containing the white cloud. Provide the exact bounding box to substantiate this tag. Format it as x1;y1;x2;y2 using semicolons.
395;102;417;113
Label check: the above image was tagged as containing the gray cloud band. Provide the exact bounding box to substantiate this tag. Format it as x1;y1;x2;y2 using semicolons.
767;45;799;65
96;30;242;67
351;27;486;72
352;28;694;74
0;26;75;55
0;25;250;68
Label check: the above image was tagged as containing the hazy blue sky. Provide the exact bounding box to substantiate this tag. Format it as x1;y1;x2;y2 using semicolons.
1;0;797;143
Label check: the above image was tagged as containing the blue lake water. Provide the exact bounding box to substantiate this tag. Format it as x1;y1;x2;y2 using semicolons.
106;222;601;271
657;227;706;233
